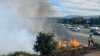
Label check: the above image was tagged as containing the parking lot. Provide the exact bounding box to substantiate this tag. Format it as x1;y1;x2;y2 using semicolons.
66;26;100;46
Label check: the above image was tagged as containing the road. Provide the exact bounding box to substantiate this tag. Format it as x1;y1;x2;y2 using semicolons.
67;28;100;46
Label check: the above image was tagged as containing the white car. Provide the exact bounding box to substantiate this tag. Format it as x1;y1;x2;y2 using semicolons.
71;27;79;32
90;27;99;30
76;27;81;31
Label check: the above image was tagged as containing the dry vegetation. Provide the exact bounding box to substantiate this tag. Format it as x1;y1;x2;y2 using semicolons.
42;44;100;56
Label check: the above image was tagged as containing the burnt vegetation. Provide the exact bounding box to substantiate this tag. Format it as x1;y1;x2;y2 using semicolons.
42;43;100;56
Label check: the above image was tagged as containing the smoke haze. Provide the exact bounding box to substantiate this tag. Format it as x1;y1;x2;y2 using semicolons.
0;0;54;54
0;0;70;54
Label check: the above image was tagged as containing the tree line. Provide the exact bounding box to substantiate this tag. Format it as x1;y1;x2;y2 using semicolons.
57;16;100;25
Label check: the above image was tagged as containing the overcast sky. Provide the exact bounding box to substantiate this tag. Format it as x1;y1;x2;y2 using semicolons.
49;0;100;16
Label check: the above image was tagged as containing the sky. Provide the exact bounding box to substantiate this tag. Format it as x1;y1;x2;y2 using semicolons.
49;0;100;16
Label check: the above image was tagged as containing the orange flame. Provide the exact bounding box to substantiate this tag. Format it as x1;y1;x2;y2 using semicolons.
68;37;79;46
58;37;80;48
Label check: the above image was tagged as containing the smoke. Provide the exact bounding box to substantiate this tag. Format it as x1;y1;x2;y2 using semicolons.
46;18;71;41
0;0;56;54
0;0;70;55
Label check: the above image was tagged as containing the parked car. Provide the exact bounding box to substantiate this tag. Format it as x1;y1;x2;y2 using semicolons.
90;27;99;30
76;27;81;31
90;29;97;32
71;27;79;32
93;31;100;35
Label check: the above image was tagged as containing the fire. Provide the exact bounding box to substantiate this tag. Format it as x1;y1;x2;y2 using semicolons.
68;37;79;46
58;40;67;48
58;37;80;48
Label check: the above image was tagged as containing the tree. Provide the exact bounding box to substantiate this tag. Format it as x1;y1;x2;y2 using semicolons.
34;32;57;55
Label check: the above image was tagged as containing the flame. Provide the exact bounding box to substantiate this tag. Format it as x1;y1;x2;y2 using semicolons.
58;40;67;48
68;37;79;46
58;37;80;48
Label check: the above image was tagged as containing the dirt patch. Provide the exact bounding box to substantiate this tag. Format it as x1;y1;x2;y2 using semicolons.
84;51;100;56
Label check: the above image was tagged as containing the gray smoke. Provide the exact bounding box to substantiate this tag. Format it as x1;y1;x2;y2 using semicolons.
0;0;70;55
46;18;71;41
0;0;55;55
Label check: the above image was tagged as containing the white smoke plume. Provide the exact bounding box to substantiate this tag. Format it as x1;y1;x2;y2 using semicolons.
0;0;70;55
0;0;54;54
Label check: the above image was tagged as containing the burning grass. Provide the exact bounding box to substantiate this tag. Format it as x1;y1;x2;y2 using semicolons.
41;37;100;56
58;37;80;49
41;43;100;56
